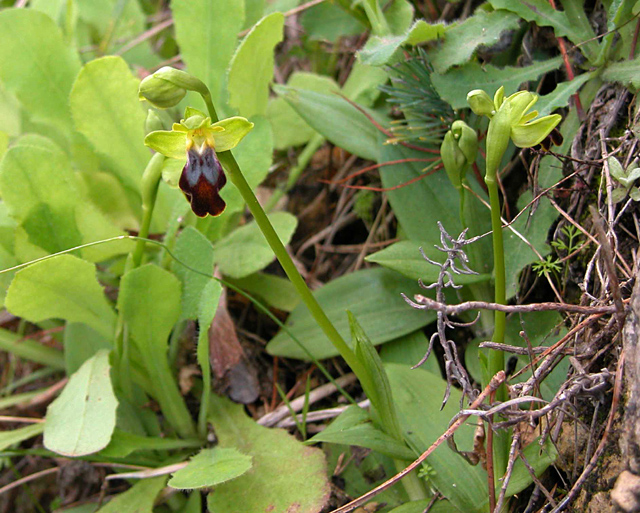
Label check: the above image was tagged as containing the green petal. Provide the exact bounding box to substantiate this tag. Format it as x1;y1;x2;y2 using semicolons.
493;86;505;109
511;114;561;148
210;116;255;152
507;91;536;126
144;130;187;159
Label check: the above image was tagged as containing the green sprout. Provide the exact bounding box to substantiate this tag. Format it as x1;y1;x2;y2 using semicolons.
608;156;640;203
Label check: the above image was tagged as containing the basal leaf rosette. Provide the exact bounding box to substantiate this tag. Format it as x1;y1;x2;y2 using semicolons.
145;108;253;217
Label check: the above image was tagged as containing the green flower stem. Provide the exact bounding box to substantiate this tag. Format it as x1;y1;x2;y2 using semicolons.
485;175;509;482
217;151;365;378
199;93;365;378
485;177;506;378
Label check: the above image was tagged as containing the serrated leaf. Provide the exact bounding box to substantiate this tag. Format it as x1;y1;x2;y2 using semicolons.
358;19;445;66
169;447;252;489
432;57;563;109
5;255;116;338
430;10;520;73
207;395;330;513
44;350;117;456
211;212;297;279
228;12;284;117
70;56;149;194
0;9;81;131
488;0;598;61
171;0;245;108
267;268;436;360
602;55;640;88
535;73;592;116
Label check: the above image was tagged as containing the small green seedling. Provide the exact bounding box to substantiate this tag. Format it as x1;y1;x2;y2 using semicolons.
608;156;640;203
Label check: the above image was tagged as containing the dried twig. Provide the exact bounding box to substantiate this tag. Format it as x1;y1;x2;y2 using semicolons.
404;295;619;316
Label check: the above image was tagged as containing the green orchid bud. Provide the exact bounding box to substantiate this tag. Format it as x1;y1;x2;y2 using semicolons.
453;120;478;166
139;73;187;108
145;109;164;134
138;67;210;109
467;89;495;118
441;120;477;190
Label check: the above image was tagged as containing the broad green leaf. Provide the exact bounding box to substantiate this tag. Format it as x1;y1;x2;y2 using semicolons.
307;405;414;460
173;226;215;320
5;255;116;338
44;350;117;456
226;115;274;214
267;268;436;360
386;363;488;513
117;264;196;438
70;56;149;195
0;9;81;131
172;0;245;108
78;170;139;231
385;0;414;35
367;240;491;284
358;19;445;66
99;429;201;459
489;0;597;62
97;476;166;513
535;73;592;116
0;423;44;452
0;327;65;369
430;10;520;73
432;57;563;109
0;135;82;253
350;312;402;439
169;447;252;489
207;395;330;513
212;212;297;279
64;323;112;375
602;56;640;88
267;72;340;149
0;82;21;137
274;85;382;161
301;1;366;42
244;0;265;28
341;60;389;107
380;330;441;375
228;12;285;118
379;143;461;243
230;273;300;312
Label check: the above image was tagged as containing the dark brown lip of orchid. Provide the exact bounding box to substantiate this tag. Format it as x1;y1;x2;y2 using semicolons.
179;144;227;217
